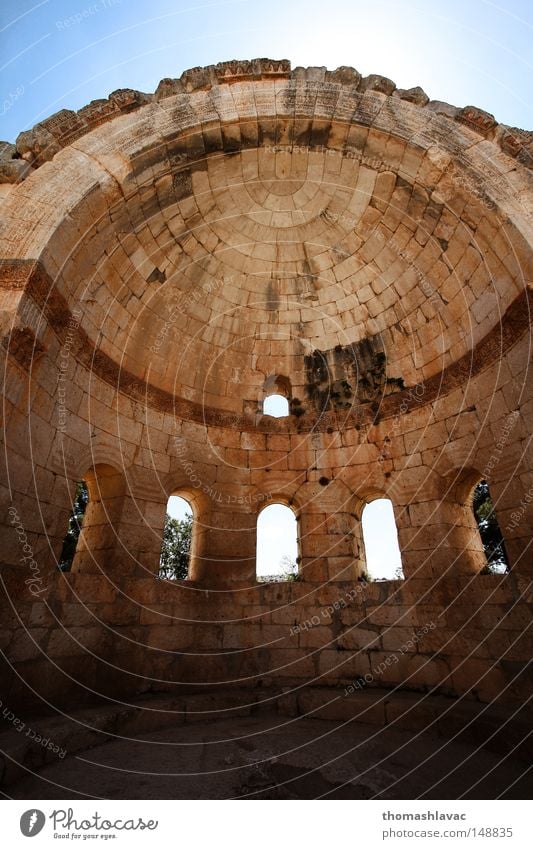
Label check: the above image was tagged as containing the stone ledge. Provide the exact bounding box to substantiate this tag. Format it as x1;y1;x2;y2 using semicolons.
1;59;531;180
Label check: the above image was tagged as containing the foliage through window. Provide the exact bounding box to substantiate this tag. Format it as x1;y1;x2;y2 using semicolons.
159;510;192;580
58;480;89;571
472;480;509;573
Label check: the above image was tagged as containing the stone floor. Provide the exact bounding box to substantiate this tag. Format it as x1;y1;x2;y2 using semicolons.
5;713;532;800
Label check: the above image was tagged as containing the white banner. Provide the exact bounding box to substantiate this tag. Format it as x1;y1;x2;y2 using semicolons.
1;800;529;848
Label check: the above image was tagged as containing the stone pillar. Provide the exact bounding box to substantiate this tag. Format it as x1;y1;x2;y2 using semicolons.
299;507;360;582
478;336;533;577
189;498;256;587
71;464;127;574
396;497;485;579
113;495;166;577
0;348;65;584
297;481;362;583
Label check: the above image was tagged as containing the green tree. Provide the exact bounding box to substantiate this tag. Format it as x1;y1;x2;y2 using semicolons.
159;512;192;580
58;480;89;571
472;480;509;572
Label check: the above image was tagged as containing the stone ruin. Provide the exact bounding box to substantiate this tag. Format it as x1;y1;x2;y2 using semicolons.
0;58;531;795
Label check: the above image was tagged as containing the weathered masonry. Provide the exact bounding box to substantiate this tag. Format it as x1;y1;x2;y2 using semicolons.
0;59;531;717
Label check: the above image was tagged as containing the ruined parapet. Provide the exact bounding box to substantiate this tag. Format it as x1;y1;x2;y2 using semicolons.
1;58;531;181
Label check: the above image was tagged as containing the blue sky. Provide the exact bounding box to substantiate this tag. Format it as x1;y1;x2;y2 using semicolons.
1;0;532;142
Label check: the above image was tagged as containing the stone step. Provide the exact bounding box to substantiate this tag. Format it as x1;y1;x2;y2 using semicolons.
1;687;530;788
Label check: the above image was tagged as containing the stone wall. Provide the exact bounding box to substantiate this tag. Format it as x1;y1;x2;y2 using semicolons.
0;60;531;717
1;569;530;714
1;303;530;586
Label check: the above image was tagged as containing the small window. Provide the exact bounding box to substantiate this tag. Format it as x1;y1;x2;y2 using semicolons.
263;394;289;417
159;495;193;580
472;480;509;574
58;480;89;571
256;503;298;581
361;498;403;580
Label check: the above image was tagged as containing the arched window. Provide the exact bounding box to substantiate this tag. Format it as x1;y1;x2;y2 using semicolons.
256;503;299;581
263;394;289;417
159;495;194;580
472;480;509;573
58;480;89;571
262;373;291;417
361;498;403;580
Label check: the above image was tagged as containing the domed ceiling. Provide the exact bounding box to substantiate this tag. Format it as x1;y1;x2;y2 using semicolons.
1;59;530;421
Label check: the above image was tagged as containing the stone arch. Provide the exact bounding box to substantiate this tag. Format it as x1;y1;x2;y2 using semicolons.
263;373;292;399
159;492;193;581
449;468;509;573
73;442;132;483
261;374;291;417
348;486;402;579
159;486;210;583
0;60;531;718
253;490;303;580
361;497;403;580
256;499;300;580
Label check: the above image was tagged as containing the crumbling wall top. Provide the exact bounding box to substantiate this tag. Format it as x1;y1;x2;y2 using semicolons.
0;58;531;182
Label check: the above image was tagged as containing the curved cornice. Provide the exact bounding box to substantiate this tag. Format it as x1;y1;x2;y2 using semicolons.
0;58;531;184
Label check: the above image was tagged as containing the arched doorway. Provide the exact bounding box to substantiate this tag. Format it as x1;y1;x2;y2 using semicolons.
361;498;403;580
159;495;194;580
256;502;299;581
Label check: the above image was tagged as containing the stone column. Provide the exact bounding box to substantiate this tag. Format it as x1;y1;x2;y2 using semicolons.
395;492;485;579
189;496;256;587
112;494;166;577
297;481;362;583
